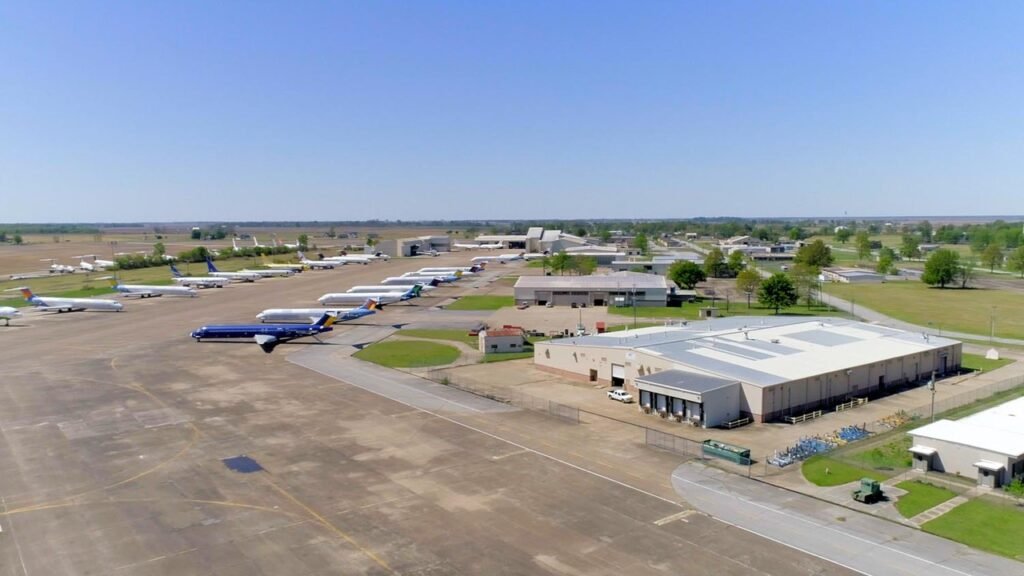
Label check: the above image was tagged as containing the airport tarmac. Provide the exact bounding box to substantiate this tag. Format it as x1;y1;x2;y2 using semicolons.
1;254;856;574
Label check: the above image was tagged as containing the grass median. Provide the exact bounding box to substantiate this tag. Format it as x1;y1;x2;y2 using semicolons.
446;295;514;310
923;499;1024;559
894;481;957;518
353;340;461;368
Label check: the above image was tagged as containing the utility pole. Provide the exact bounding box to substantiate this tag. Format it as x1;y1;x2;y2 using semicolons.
632;283;637;330
929;371;936;422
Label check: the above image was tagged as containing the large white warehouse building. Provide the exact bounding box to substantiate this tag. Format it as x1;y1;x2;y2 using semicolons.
534;317;961;426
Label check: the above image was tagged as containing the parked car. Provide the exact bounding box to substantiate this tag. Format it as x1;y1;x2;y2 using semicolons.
607;389;633;403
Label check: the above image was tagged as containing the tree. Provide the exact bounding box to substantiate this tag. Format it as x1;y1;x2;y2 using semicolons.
757;273;798;314
190;228;202;240
599;229;612;243
634;232;649;254
574;227;588;238
794;239;834;268
957;256;977;289
787;227;804;241
900;235;920;259
549;251;572;276
855;231;871;260
835;227;852;244
981;243;1003;272
703;247;726;278
788;263;818;309
572;256;597;276
152;242;166;258
918;220;933;242
1007;246;1024;278
727;250;746;276
736;268;761;307
876;247;896;275
668;260;706;290
297;234;309;250
922;249;960;288
13;234;23;245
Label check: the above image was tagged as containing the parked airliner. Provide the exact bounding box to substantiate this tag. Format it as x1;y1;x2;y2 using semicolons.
453;242;503;250
383;273;460;284
256;300;380;323
106;277;197;298
318;285;422;306
296;252;337;269
170;264;228;288
205;258;262;282
191;314;336;353
17;287;124;312
0;307;21;326
348;281;436;293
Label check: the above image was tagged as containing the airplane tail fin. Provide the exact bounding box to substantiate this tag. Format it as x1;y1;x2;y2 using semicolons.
429;278;441;287
170;264;183;277
455;270;463;278
297;251;305;260
206;257;219;273
313;313;337;328
18;287;35;301
411;285;423;297
364;298;382;311
232;238;239;251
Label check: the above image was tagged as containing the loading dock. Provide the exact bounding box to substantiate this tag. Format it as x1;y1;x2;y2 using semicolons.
635;370;740;428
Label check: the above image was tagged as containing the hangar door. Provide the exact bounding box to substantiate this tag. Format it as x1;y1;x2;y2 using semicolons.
611;364;625;387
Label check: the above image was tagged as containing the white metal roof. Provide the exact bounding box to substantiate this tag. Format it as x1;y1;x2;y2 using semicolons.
544;317;959;388
909;445;937;456
912;396;1024;457
514;271;673;290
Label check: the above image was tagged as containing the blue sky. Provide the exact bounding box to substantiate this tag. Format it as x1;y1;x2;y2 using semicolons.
3;2;1023;222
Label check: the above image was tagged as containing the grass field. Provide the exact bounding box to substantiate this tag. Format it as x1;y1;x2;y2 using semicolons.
353;340;461;368
398;328;478;347
961;352;1014;372
824;281;1024;339
608;301;850;320
894;481;957;518
849;435;913;470
446;295;515;311
480;351;534;363
801;455;888;487
923;499;1024;559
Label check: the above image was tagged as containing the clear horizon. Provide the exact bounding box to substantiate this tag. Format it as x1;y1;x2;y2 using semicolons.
4;2;1023;222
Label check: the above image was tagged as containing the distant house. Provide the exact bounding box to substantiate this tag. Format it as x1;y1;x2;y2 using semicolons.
479;327;527;354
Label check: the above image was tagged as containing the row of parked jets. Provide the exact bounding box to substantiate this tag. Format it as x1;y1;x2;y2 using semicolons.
1;250;393;324
189;261;493;352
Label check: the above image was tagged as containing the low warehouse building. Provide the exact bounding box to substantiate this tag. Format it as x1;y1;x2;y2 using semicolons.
534;317;961;426
610;253;703;275
822;267;885;284
909;396;1024;488
376;236;451;257
514;271;675;307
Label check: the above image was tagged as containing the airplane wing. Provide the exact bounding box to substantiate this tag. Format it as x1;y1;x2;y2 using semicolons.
254;334;280;353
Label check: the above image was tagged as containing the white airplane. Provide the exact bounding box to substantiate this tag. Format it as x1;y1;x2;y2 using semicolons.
416;265;483;275
384;273;460;284
348;281;436;293
495;253;524;262
273;235;301;249
0;306;21;326
521;253;547;261
16;287;124;312
233;236;266;250
105;277;197;298
296;251;337;269
205;259;262;282
365;251;390;261
41;259;76;274
318;285;422;306
256;300;380;324
239;266;295;278
260;255;305;272
454;242;503;250
74;255;108;272
170;264;228;288
323;254;373;265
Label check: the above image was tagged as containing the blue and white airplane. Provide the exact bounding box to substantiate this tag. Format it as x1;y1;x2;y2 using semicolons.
256;299;380;323
170;264;229;288
17;287;124;312
0;306;22;326
206;258;262;282
317;284;422;306
106;277;197;298
190;313;337;353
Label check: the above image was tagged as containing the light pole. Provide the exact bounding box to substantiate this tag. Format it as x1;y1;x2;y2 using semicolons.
929;371;937;422
632;283;637;329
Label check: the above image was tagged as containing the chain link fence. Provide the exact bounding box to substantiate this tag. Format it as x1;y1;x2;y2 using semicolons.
426;369;579;424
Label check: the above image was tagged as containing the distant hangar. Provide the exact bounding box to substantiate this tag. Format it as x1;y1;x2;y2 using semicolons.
534;317;961;427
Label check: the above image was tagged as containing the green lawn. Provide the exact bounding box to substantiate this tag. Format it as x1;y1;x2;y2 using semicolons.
850;435;913;471
608;301;849;320
353;340;461;368
824;281;1024;339
894;481;957;518
923;499;1024;559
961;352;1014;372
801;455;888;487
479;351;535;363
446;295;515;310
399;328;478;347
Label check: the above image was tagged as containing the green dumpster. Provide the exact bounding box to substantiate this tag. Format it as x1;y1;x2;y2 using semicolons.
702;439;751;465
